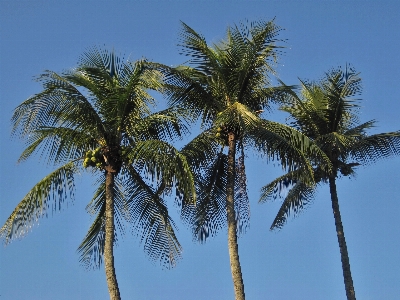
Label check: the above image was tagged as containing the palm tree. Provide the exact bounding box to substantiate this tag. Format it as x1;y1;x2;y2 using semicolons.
260;66;400;300
156;20;330;300
0;48;195;300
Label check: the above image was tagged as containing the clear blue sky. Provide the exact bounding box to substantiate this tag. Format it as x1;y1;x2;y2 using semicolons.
1;1;399;299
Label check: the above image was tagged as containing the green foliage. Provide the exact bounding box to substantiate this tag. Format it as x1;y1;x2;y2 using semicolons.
262;66;400;229
155;19;331;244
1;47;196;270
0;162;77;243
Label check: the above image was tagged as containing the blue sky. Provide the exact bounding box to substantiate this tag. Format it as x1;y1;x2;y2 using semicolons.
1;1;399;299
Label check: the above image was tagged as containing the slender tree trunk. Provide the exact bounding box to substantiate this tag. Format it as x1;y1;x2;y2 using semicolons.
226;132;246;300
328;175;356;300
105;171;121;300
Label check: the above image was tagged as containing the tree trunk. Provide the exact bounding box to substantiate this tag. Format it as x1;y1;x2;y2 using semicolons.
226;132;246;300
105;171;121;300
328;175;356;300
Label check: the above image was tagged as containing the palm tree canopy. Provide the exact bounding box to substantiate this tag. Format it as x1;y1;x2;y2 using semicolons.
261;66;400;229
1;47;196;268
160;20;287;125
155;20;331;241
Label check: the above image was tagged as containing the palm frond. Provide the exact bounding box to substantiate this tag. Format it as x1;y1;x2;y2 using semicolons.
154;63;221;127
228;20;284;109
180;130;222;172
0;162;77;244
343;120;376;137
78;200;106;269
249;119;331;180
260;169;306;203
129;140;196;204
126;107;190;143
316;132;357;156
78;175;128;269
349;131;400;164
270;181;316;230
187;145;250;242
122;165;182;268
179;22;222;76
159;19;286;129
191;153;228;242
18;126;97;165
78;46;123;77
259;165;318;230
323;66;362;133
12;70;106;142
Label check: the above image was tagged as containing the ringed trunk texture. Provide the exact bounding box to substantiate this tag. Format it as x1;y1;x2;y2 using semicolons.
328;176;356;300
105;171;121;300
226;132;246;300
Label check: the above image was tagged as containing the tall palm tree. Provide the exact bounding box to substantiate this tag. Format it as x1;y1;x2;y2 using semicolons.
0;48;195;300
260;66;400;300
157;20;330;300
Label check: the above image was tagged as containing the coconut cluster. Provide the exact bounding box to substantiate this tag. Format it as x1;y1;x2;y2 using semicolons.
215;126;226;138
215;124;243;146
215;125;229;146
83;148;105;169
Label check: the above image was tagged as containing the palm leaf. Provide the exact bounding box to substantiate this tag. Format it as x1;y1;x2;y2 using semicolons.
191;152;228;242
0;162;77;244
270;181;316;230
180;130;222;171
129;140;196;204
349;131;400;164
154;63;222;127
126;107;190;143
259;167;318;230
12;71;106;143
78;175;128;269
179;22;222;75
123;165;182;268
187;145;250;242
249;119;331;180
18;126;97;164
